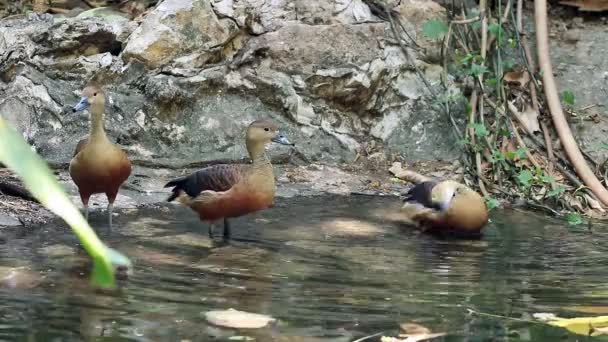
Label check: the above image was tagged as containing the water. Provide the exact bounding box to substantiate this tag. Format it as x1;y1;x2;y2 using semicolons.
0;195;606;341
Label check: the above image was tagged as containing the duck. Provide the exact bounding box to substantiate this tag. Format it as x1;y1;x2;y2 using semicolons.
70;85;132;227
390;163;488;237
164;119;293;240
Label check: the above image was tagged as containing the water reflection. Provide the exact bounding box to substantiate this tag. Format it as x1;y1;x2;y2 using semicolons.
0;195;605;341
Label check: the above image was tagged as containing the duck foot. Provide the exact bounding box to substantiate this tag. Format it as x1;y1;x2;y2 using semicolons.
223;219;231;240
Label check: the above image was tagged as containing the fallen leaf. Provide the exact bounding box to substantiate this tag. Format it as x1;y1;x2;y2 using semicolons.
560;0;608;11
584;194;606;212
509;101;540;133
204;309;275;329
504;69;531;88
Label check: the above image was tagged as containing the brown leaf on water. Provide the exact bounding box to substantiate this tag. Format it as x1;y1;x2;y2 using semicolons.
504;69;531;88
560;0;608;11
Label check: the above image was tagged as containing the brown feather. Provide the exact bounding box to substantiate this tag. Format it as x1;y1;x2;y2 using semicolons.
73;135;89;157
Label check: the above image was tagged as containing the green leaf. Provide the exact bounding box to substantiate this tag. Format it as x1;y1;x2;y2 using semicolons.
563;90;575;106
516;169;533;187
541;174;556;183
485;197;500;210
485;78;498;86
469;123;488;137
0;118;130;288
546;185;566;197
514;147;527;159
469;63;488;77
422;19;448;39
566;212;583;226
599;142;608;149
488;23;505;45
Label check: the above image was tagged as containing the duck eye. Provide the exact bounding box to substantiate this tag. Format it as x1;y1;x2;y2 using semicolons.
93;93;97;96
264;127;270;132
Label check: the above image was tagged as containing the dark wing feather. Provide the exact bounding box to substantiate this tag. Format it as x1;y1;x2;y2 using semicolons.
164;164;246;202
73;135;89;157
402;181;438;209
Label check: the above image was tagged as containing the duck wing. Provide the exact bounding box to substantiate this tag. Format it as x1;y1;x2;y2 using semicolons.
164;164;247;202
73;135;90;157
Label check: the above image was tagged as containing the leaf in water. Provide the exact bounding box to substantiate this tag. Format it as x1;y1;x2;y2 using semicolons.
0;118;130;288
563;90;575;106
422;19;448;39
204;309;275;329
537;314;608;336
516;170;533;187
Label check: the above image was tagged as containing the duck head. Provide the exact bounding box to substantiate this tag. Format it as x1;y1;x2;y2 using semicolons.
246;119;293;158
72;86;105;114
431;180;488;231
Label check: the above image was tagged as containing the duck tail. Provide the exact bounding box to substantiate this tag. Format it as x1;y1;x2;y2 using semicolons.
164;176;188;202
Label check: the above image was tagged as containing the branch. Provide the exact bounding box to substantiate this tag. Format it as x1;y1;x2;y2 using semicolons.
534;0;608;206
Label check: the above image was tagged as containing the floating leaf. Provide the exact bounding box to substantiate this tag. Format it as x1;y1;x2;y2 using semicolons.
539;314;608;336
563;90;575;106
422;19;448;39
204;309;275;329
0;118;130;288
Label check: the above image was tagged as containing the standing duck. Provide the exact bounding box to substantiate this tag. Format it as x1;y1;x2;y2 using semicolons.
390;163;488;237
164;119;293;240
70;85;132;227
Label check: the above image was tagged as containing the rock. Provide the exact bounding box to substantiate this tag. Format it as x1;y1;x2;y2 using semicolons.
122;0;240;69
0;213;21;227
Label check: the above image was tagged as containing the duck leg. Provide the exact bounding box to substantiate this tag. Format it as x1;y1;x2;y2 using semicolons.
223;218;231;240
106;191;118;229
80;193;91;222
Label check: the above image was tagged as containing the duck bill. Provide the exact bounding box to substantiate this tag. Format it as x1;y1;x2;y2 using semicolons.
72;97;90;112
271;132;294;146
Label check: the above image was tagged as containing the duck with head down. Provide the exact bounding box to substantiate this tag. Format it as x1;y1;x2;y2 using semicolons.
396;169;489;237
164;119;294;240
69;85;132;227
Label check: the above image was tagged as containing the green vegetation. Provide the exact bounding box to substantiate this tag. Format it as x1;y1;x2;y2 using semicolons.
0;118;130;288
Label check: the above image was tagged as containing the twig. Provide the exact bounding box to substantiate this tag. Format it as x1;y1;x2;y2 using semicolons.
508;118;541;168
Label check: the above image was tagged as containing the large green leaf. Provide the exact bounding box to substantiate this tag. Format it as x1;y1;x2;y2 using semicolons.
0;118;130;288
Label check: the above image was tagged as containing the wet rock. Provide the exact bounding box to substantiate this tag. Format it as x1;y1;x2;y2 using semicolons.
0;213;21;227
122;0;240;69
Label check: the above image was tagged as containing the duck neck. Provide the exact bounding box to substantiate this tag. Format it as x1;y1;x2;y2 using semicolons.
89;102;108;143
247;141;270;168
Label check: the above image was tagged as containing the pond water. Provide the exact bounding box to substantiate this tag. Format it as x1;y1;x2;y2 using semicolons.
0;195;606;341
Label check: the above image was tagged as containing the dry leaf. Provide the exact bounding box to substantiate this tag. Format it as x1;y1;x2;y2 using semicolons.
560;0;608;11
504;69;531;88
584;194;606;212
539;315;608;336
509;101;541;133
